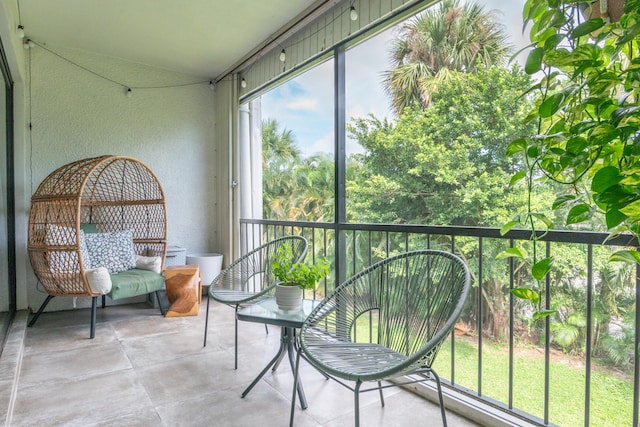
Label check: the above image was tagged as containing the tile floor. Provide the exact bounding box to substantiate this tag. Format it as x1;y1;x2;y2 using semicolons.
1;299;482;426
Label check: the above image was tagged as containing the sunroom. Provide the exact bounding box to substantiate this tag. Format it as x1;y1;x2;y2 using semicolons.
0;0;637;426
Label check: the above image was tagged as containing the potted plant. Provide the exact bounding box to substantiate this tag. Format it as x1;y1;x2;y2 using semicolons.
271;243;330;310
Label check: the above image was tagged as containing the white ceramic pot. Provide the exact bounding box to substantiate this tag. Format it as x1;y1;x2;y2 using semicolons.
186;253;223;285
275;284;303;310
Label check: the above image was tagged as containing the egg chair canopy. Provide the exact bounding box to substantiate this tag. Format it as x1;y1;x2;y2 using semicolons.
28;155;167;297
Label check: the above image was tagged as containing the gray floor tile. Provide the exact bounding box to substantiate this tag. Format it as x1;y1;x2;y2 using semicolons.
3;299;481;427
19;340;132;388
11;369;154;426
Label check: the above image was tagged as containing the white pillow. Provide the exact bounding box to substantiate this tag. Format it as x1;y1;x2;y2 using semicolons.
135;255;162;274
84;229;136;273
85;267;112;295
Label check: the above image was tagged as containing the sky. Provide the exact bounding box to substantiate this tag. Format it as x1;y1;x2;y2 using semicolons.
260;0;530;158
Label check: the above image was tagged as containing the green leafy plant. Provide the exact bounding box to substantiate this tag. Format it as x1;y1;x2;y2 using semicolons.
271;243;330;290
501;0;640;318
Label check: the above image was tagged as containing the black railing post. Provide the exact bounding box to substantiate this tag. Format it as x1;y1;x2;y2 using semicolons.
544;241;551;425
634;262;640;427
478;237;483;396
585;245;593;427
509;238;515;410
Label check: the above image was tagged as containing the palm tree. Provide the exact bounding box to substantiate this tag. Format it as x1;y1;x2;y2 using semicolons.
262;118;301;169
384;0;511;114
295;155;334;221
262;118;301;219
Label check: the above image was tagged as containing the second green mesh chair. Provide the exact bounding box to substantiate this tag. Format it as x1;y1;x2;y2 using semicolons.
203;235;308;369
290;249;471;427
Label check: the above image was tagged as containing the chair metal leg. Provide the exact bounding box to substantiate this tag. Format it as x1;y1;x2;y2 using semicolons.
90;296;97;339
203;294;210;347
354;380;363;427
431;369;448;427
101;295;106;308
155;291;166;316
28;294;55;327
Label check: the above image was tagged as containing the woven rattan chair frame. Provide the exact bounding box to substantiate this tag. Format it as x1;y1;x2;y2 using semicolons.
27;155;168;338
290;250;471;427
203;235;308;369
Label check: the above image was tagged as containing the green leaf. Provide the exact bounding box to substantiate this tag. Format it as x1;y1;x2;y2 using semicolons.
496;247;528;259
509;171;527;187
565;136;588;155
619;199;640;218
592;166;622;193
506;139;527;157
533;309;556;320
570;120;597;135
590;123;619;146
552;194;576;209
525;47;544;74
610;106;640;126
530;212;554;229
566;203;593;225
596;186;634;206
618;22;640;45
548;118;566;135
511;287;539;304
527;145;539;158
609;250;640;264
539;93;564;118
532;257;553;281
605;208;627;229
499;220;521;236
571;18;605;38
543;33;565;50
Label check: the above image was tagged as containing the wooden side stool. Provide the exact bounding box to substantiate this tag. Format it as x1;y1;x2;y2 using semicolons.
164;265;201;317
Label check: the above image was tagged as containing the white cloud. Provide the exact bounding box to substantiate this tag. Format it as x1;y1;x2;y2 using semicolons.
285;97;318;111
302;130;334;158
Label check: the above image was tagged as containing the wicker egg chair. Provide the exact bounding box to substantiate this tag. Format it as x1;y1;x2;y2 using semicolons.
27;155;168;338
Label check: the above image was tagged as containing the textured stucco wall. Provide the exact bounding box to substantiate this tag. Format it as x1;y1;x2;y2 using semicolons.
24;44;218;311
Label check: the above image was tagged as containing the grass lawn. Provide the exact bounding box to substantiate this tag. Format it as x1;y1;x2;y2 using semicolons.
433;337;633;427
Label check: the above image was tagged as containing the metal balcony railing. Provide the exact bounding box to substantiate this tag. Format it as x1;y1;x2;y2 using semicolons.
240;218;639;427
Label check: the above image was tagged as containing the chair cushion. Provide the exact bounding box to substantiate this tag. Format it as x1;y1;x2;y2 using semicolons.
135;255;162;274
80;223;99;233
108;268;164;300
85;229;136;273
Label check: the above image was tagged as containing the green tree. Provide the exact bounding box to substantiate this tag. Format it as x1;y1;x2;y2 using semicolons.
350;66;535;227
262;119;334;221
384;0;511;114
348;66;539;338
262;118;300;219
262;118;300;169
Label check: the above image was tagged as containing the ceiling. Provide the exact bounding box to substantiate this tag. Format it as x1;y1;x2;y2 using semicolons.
17;0;322;79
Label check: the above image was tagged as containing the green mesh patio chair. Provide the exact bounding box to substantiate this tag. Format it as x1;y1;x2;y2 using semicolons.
290;250;471;427
203;235;308;369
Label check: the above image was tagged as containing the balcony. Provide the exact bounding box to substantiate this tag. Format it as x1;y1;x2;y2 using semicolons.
2;301;486;426
240;218;639;427
1;218;635;426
